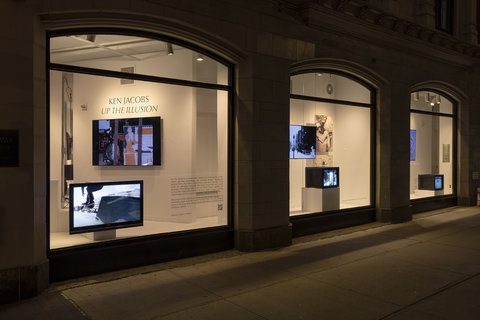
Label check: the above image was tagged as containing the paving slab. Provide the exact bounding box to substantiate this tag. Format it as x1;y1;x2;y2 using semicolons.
3;207;480;320
308;253;464;306
170;253;299;298
62;270;221;320
396;274;480;319
227;276;398;320
380;241;480;275
431;225;480;251
382;308;443;320
0;290;86;320
365;219;466;242
156;299;265;320
256;234;418;276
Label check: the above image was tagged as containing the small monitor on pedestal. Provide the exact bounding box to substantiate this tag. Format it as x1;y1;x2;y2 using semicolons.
305;167;339;189
418;174;444;191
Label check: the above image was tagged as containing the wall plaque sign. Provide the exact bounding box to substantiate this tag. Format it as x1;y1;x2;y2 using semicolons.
0;130;19;166
442;144;450;163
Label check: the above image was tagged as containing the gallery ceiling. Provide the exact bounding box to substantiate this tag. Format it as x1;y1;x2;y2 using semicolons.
50;34;184;63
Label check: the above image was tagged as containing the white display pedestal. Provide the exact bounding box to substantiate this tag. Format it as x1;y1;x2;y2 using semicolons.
85;229;117;241
413;189;444;198
302;187;340;212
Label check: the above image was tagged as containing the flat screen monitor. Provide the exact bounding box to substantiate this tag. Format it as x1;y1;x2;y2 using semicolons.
92;116;161;166
410;129;416;161
305;167;339;189
290;125;316;159
434;175;444;190
323;167;339;188
69;180;143;234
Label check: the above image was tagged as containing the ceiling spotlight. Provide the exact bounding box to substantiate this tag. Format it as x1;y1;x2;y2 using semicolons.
316;73;323;77
166;43;174;56
196;54;204;62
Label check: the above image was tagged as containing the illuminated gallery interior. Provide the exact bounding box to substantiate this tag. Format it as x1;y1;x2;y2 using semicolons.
289;72;373;216
410;91;454;199
49;34;230;249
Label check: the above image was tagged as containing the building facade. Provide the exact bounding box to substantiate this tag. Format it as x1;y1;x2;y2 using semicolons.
2;0;480;303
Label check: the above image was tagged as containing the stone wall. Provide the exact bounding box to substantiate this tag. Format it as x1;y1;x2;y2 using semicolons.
1;0;480;303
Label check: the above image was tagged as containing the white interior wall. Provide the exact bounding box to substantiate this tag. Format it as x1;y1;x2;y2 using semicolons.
410;112;453;196
50;67;228;232
49;71;62;182
410;113;433;192
217;90;229;225
290;73;372;213
72;73;195;222
335;105;370;205
49;71;63;232
439;116;453;194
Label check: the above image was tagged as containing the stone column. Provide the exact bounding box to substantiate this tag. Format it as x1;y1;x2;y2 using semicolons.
234;52;292;251
458;0;478;44
0;2;49;304
376;82;412;223
414;0;436;29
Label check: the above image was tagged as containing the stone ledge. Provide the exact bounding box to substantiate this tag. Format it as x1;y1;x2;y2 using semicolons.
376;205;412;223
0;260;49;305
235;224;292;252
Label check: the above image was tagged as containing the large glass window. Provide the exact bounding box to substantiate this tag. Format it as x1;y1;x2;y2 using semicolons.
410;91;455;199
289;72;374;216
49;33;231;249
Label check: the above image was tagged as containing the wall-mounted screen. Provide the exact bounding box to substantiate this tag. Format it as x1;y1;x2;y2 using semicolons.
69;180;143;234
92;116;161;166
290;125;316;159
410;129;416;161
323;168;339;188
434;175;444;190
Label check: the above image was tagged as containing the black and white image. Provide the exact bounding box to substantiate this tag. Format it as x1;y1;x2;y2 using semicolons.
290;125;316;159
315;115;334;153
69;181;143;234
323;168;339;188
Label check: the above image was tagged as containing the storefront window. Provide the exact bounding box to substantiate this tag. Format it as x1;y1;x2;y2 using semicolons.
410;91;455;199
289;72;374;216
49;33;231;249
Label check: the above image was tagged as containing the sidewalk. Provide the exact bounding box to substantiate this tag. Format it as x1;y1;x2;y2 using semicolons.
2;206;480;319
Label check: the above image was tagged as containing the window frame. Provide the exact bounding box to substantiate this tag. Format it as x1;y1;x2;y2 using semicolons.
46;28;235;253
409;89;457;202
289;69;376;217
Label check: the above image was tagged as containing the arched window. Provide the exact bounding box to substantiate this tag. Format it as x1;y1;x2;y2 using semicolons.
48;31;232;250
289;71;374;215
410;90;455;199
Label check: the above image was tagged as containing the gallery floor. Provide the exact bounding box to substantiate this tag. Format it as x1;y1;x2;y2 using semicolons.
290;198;368;216
5;206;480;319
50;216;221;249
